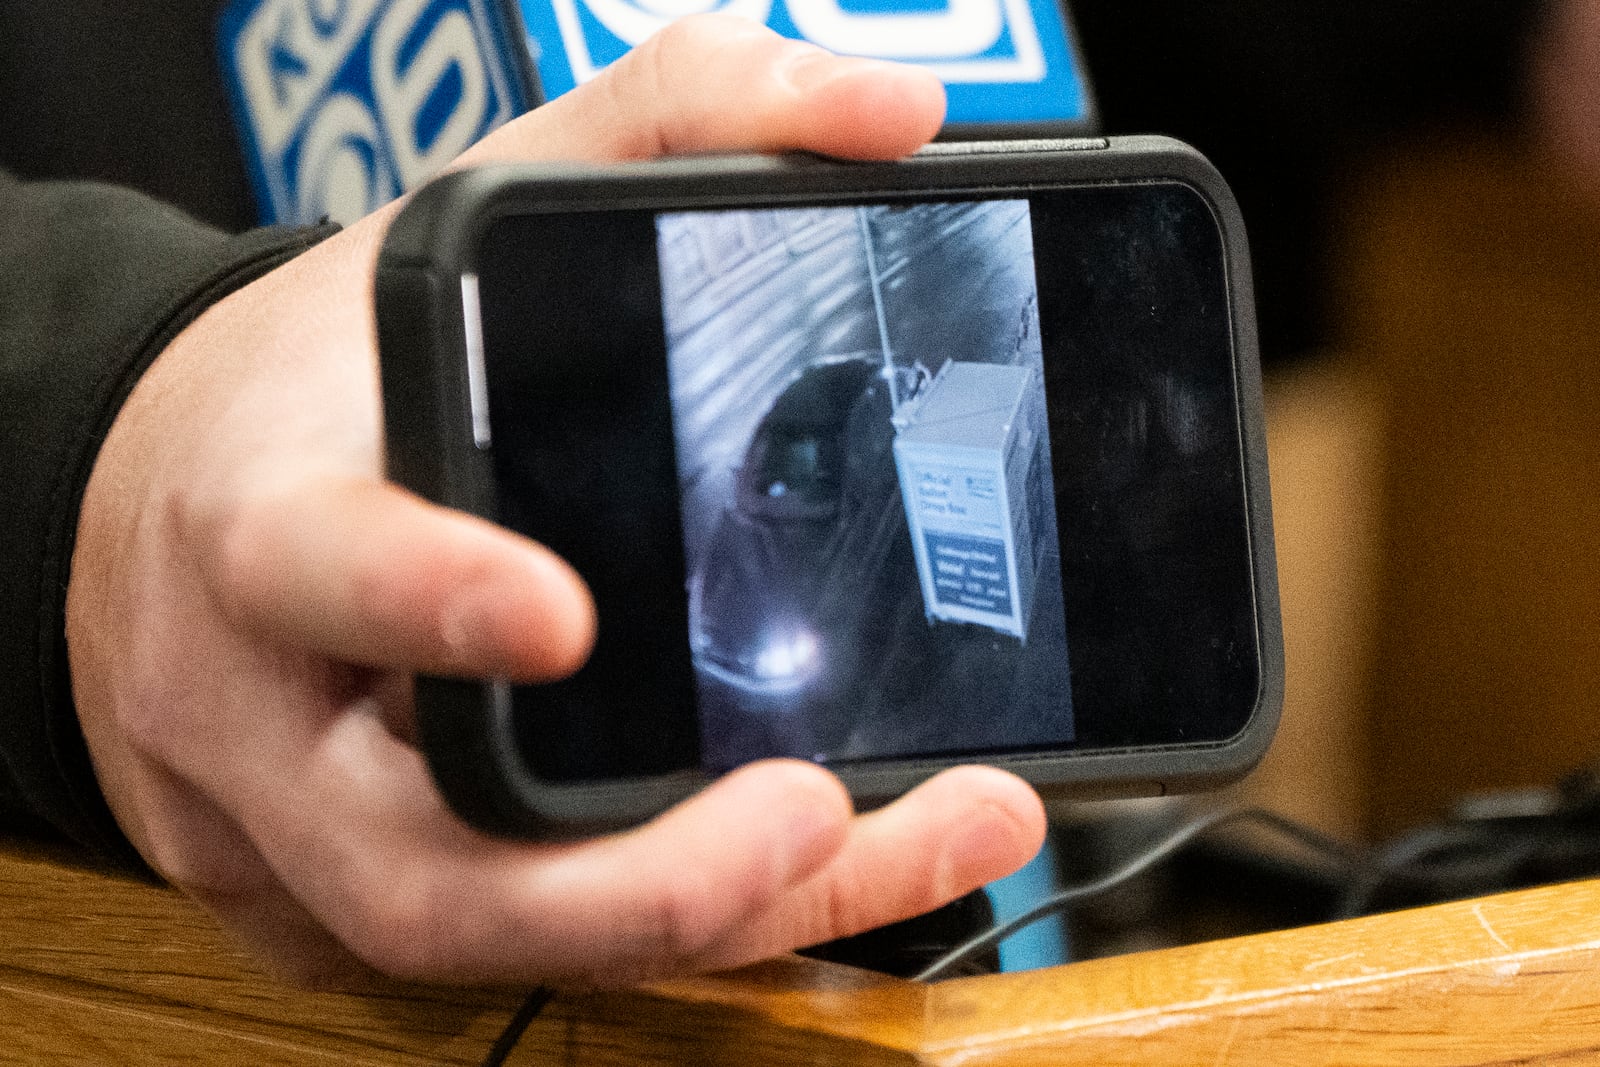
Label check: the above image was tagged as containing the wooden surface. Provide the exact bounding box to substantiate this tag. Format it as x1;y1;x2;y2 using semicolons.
7;838;1600;1064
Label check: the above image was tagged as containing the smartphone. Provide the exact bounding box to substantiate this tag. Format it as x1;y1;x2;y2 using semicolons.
377;136;1282;838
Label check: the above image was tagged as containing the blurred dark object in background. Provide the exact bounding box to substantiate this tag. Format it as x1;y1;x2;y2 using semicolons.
1055;769;1600;965
803;889;1001;978
1073;0;1546;363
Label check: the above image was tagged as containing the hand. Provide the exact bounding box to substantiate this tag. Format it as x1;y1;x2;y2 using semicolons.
66;16;1045;988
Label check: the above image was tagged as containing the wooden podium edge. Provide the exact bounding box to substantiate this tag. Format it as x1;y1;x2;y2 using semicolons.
8;837;1600;1064
621;878;1600;1065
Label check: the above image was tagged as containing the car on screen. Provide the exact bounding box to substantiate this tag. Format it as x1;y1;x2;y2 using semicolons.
688;356;922;732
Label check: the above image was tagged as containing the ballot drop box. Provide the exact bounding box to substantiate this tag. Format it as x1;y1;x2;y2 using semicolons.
893;361;1048;642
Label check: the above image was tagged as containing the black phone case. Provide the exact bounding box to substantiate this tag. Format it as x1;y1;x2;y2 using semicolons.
376;136;1283;838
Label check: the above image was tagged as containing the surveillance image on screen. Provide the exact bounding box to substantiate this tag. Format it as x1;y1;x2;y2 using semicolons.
657;200;1075;769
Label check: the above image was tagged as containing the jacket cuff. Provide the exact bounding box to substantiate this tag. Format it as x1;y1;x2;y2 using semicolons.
0;172;337;866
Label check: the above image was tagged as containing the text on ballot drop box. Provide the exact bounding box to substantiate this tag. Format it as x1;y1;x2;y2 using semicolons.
893;361;1048;642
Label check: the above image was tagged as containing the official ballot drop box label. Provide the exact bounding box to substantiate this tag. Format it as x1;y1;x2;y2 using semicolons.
926;530;1014;616
894;361;1044;641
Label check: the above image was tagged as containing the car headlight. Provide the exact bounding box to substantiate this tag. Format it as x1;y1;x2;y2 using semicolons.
753;630;820;683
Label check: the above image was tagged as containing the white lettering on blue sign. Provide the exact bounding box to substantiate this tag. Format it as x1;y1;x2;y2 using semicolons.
789;0;1007;64
927;530;1012;616
220;0;531;224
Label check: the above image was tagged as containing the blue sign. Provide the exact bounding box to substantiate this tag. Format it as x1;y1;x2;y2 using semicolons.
927;530;1013;615
219;0;536;224
517;0;1090;128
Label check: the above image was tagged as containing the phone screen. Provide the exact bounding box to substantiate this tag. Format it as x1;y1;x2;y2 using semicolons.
474;181;1260;783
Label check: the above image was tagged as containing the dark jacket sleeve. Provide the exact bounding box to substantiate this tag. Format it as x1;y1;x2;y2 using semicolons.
0;169;337;866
